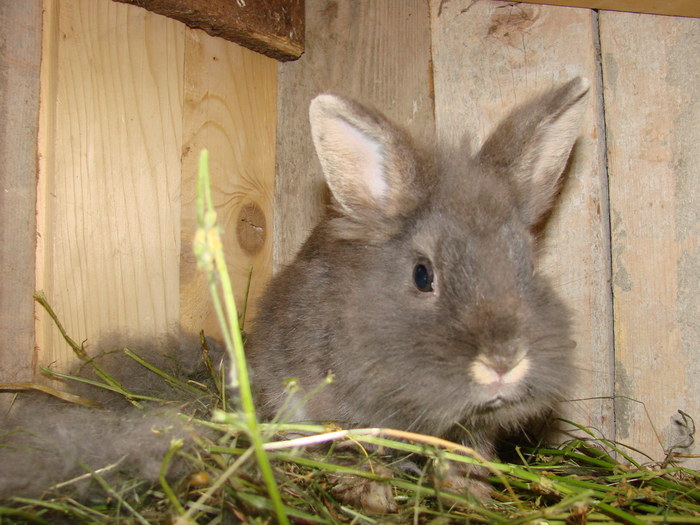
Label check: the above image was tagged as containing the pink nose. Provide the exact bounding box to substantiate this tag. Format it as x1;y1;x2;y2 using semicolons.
471;354;531;387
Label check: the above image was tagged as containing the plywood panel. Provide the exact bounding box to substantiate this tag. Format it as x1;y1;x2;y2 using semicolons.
601;12;700;468
0;1;43;382
431;0;615;438
36;0;185;373
274;0;434;269
179;29;276;340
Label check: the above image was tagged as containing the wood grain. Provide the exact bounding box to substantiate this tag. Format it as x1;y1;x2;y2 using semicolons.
36;0;185;374
601;12;700;468
518;0;700;18
274;0;434;269
113;0;304;61
179;29;276;341
431;0;615;438
0;1;43;382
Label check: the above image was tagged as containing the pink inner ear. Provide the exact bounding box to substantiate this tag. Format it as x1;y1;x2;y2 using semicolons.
330;118;387;202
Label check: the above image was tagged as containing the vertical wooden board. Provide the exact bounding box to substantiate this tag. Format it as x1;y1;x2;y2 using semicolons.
431;0;615;437
36;0;185;374
601;12;700;467
179;30;276;340
274;0;434;269
0;1;42;381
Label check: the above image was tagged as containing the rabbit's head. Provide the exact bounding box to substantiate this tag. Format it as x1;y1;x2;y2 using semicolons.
251;78;589;450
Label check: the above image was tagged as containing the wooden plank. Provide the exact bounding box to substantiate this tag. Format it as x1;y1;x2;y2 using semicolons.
113;0;304;61
520;0;700;18
274;0;434;269
36;0;185;374
431;0;615;439
601;12;700;468
179;29;276;341
0;1;43;382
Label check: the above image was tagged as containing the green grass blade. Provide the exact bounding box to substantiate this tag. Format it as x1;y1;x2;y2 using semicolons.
194;149;288;525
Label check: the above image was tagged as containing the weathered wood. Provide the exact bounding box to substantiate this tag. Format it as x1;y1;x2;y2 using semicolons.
519;0;699;18
179;28;276;341
274;0;434;269
36;0;185;374
601;11;700;468
113;0;304;61
431;0;615;438
0;1;43;382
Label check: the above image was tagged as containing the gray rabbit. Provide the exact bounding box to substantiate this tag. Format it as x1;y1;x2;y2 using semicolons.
249;78;589;489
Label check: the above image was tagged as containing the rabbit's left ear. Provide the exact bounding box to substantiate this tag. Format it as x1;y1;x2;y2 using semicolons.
478;77;590;226
309;94;427;228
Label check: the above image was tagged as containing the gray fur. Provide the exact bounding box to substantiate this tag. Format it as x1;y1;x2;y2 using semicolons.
0;400;189;498
0;333;220;498
249;79;589;458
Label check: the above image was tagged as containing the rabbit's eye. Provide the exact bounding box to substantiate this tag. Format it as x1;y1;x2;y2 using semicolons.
413;262;434;292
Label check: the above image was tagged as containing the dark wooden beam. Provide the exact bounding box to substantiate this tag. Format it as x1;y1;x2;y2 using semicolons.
113;0;304;61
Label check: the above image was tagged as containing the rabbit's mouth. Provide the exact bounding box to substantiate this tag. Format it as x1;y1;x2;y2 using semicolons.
482;395;507;409
478;387;524;410
472;377;532;412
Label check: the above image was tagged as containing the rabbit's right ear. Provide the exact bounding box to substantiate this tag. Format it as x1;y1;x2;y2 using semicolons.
478;77;590;226
309;95;426;237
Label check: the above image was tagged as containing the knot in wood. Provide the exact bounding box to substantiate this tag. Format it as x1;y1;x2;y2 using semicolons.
236;202;266;255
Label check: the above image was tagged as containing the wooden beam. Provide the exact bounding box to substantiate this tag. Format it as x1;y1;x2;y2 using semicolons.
36;0;186;374
602;11;700;469
113;0;304;61
35;0;277;375
519;0;700;18
0;1;43;382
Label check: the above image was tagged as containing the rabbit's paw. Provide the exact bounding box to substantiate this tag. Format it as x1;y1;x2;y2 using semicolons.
328;465;398;514
435;462;492;502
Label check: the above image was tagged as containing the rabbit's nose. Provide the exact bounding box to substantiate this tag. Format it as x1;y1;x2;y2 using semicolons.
471;353;530;386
